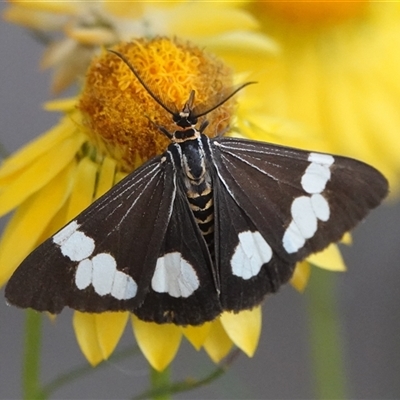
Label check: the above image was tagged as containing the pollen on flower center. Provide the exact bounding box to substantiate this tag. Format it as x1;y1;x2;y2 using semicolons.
78;38;235;172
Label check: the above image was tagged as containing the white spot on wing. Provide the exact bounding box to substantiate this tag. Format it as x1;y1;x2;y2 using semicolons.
308;152;334;166
60;231;95;261
231;231;272;279
301;162;331;194
282;221;306;254
55;224;137;300
91;253;116;296
311;194;330;221
73;249;137;300
75;259;93;290
111;270;137;300
125;276;138;299
152;252;199;298
291;196;318;239
53;221;80;246
282;152;334;253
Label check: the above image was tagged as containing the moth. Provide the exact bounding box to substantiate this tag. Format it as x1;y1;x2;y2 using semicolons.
5;51;388;325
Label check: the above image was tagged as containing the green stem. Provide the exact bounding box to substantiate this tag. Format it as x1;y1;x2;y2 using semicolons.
23;310;44;400
40;345;140;398
150;366;171;400
306;267;348;399
135;349;240;400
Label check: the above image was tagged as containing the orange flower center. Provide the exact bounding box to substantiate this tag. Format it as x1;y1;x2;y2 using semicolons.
256;0;368;26
78;38;235;172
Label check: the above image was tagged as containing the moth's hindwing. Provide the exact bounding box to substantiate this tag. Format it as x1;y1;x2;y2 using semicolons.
5;155;176;315
211;137;388;311
134;178;221;325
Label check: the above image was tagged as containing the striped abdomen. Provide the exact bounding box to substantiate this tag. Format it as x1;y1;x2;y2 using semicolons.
187;183;215;253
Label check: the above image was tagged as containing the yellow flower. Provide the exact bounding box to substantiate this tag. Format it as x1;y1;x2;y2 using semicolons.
3;0;276;93
0;38;265;371
240;0;400;196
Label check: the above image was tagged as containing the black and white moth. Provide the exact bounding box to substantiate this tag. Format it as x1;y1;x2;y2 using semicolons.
5;51;388;325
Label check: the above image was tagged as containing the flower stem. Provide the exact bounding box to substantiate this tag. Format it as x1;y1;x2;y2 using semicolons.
306;267;348;399
41;345;140;398
150;366;171;400
23;310;44;400
135;349;240;400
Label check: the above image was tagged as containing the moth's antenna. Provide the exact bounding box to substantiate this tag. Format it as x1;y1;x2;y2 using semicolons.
108;49;177;116
193;81;257;118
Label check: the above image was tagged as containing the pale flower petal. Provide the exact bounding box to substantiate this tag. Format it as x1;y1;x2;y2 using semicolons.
67;27;117;46
201;30;279;58
3;7;68;31
164;3;259;38
41;39;79;69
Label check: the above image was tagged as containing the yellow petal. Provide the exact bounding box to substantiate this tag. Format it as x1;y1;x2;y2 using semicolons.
131;316;182;371
36;199;70;244
94;312;129;359
202;32;279;72
3;6;68;31
104;1;144;17
66;156;98;220
115;171;128;184
73;312;103;366
0;117;78;181
0;162;75;286
72;311;129;366
220;307;261;357
44;98;77;112
203;318;233;363
6;1;79;15
48;45;95;94
307;244;347;272
181;322;212;350
94;157;116;200
67;27;116;45
169;4;258;38
41;39;77;70
341;232;352;245
0;132;85;217
290;261;311;293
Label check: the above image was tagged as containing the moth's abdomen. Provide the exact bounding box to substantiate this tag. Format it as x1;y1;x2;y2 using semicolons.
187;183;215;253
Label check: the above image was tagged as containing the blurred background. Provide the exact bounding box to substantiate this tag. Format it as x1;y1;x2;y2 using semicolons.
1;3;400;399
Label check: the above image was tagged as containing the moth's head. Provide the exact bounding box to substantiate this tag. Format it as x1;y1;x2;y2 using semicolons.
173;91;198;129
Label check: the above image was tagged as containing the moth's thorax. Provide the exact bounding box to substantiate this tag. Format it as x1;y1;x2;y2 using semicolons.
173;128;207;183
